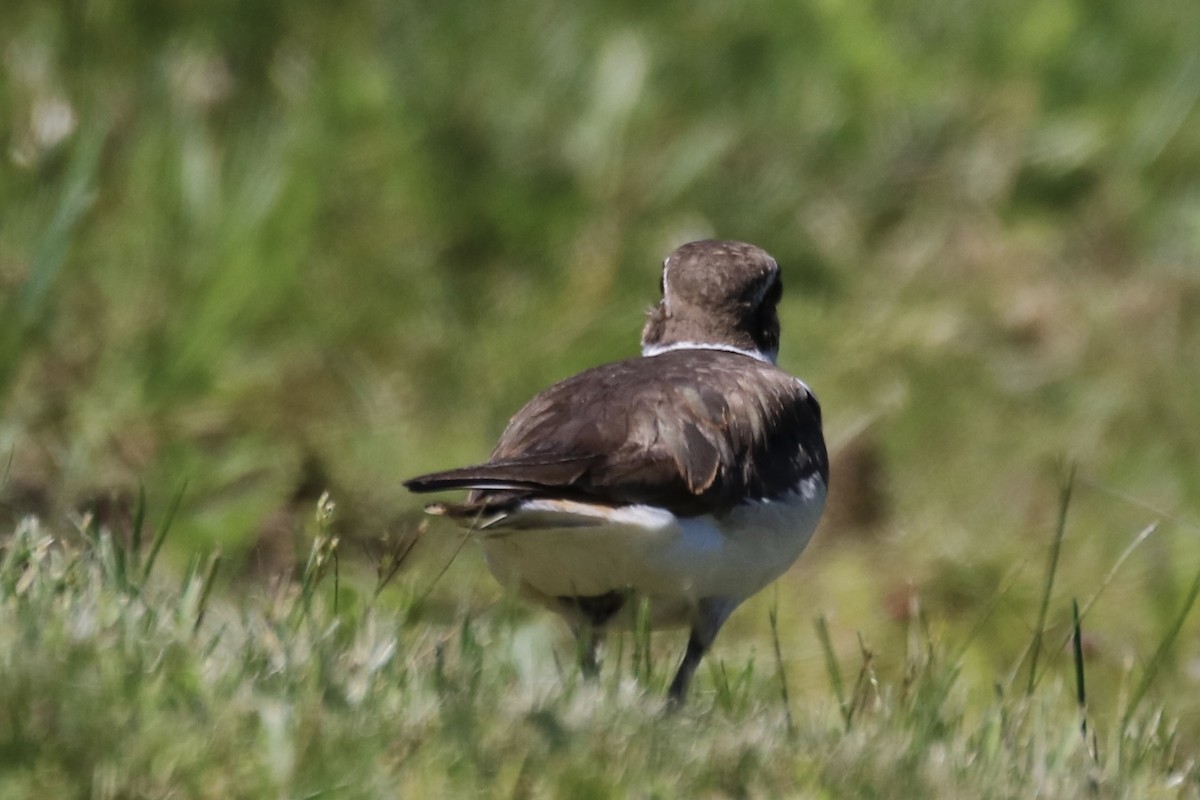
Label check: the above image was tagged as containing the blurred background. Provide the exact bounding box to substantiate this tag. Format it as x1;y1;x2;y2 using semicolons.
3;0;1199;728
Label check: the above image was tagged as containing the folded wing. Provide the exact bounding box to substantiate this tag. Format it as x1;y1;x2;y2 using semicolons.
403;349;827;523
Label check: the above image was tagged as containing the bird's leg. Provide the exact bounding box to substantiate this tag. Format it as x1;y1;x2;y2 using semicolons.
564;590;625;681
666;630;709;704
667;598;737;708
573;624;603;679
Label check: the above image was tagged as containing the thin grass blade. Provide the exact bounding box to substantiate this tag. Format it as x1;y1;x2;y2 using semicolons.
192;550;223;635
0;128;104;397
1037;521;1158;687
768;596;795;738
1120;562;1200;732
815;613;849;728
142;480;187;584
1026;463;1074;696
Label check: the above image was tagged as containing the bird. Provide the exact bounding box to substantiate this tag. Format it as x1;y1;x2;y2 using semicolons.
404;240;828;705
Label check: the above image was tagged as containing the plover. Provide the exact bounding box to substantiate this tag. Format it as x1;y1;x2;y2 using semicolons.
404;240;828;704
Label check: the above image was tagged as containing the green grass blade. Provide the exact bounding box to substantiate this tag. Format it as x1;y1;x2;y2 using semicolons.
1;447;12;490
1036;521;1158;688
815;613;849;728
954;555;1035;666
191;550;223;635
1070;597;1101;763
769;595;796;738
372;524;423;600
1075;521;1158;623
130;483;147;574
1120;562;1200;732
332;545;340;616
0;128;104;397
633;596;652;685
18;132;103;315
142;480;188;584
1071;599;1086;713
1026;463;1075;696
411;530;471;618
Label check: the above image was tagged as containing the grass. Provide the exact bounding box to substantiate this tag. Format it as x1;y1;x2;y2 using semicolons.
3;0;1200;795
0;504;1195;799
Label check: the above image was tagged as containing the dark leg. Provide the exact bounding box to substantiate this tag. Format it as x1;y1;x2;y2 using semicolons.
667;630;710;704
667;597;737;708
574;624;603;679
560;591;625;680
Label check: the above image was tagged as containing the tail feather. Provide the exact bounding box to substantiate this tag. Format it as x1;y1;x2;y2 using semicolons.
424;500;514;529
403;454;600;494
425;497;619;532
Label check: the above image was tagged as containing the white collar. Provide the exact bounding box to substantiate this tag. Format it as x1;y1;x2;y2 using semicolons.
641;340;777;365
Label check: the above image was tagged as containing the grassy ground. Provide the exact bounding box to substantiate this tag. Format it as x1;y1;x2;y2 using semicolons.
3;0;1200;796
0;507;1194;798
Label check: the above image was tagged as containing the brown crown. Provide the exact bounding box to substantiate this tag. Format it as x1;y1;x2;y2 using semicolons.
641;240;782;360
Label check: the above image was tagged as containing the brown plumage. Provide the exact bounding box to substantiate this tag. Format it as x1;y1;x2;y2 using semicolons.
406;349;826;519
404;239;828;705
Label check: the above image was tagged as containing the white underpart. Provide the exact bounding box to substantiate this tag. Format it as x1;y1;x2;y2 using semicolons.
641;340;777;365
478;474;826;629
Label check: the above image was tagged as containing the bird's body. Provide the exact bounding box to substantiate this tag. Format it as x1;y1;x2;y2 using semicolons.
404;240;828;703
478;473;825;631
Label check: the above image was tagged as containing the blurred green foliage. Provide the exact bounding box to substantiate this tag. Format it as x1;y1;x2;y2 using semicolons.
2;0;1200;737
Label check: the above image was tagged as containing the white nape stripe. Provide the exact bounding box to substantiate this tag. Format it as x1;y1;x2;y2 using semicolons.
749;257;780;308
661;256;672;306
642;340;777;365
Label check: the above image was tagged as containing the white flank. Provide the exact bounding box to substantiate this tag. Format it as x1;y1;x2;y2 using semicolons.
478;475;827;628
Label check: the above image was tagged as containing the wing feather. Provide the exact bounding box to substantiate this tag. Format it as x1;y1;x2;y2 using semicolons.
404;349;827;517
